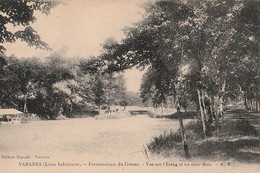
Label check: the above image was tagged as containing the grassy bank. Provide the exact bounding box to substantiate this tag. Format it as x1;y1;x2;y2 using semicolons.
151;111;197;119
147;113;260;163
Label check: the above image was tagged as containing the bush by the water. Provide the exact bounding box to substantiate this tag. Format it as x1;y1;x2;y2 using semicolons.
147;131;182;156
71;110;99;118
152;111;197;119
147;119;260;163
95;111;131;119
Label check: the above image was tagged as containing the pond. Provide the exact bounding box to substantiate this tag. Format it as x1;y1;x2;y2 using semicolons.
0;115;189;162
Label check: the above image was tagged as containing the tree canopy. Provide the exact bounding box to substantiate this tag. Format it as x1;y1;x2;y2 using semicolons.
93;0;260;135
0;0;58;53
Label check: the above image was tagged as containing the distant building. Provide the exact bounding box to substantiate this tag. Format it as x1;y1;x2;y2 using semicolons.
0;109;23;125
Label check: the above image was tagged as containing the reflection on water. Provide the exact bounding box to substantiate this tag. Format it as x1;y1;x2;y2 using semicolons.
0;115;189;161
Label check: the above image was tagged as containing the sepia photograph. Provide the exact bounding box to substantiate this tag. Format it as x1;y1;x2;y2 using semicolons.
0;0;259;172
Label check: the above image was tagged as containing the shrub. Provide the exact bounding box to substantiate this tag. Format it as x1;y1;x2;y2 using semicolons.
147;131;182;154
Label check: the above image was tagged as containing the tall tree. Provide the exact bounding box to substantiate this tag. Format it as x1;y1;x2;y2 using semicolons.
100;0;192;157
95;0;260;156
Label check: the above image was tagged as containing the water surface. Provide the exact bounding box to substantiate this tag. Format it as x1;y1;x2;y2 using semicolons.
0;115;187;161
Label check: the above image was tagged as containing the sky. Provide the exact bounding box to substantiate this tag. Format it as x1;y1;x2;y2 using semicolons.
5;0;149;92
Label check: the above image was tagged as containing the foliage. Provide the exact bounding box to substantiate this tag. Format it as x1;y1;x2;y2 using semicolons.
125;91;142;106
1;0;259;122
94;0;260;134
0;0;58;53
0;53;130;119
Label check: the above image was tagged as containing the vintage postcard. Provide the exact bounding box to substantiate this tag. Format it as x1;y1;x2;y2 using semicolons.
0;0;259;172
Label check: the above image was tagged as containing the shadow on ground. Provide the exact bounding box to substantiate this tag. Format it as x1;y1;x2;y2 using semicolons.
193;137;260;163
147;109;260;163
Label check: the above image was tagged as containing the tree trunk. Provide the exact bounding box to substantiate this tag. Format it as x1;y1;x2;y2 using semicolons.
24;95;28;113
219;80;226;117
215;95;220;120
201;90;208;121
254;99;257;111
108;73;112;114
209;95;215;120
252;99;255;111
177;105;190;159
212;95;220;129
197;89;207;137
244;91;248;110
249;99;253;112
52;96;66;119
219;96;224;117
161;102;164;114
256;100;260;113
205;91;213;122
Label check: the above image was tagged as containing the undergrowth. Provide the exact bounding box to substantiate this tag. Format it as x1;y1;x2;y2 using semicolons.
147;119;260;163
